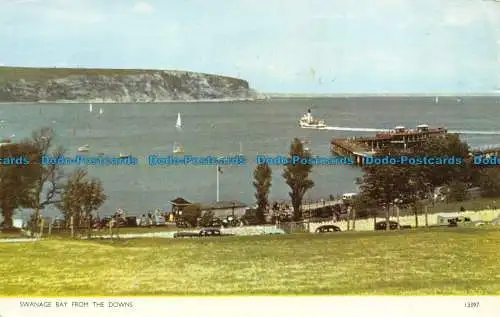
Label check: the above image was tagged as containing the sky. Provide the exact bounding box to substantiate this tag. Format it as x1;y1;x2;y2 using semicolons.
1;0;500;94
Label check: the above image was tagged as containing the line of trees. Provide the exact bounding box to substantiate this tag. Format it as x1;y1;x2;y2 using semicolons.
354;134;500;229
252;138;314;223
251;134;500;228
0;127;107;237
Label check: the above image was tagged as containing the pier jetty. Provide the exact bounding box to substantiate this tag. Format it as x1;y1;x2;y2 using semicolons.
331;124;500;165
331;124;449;165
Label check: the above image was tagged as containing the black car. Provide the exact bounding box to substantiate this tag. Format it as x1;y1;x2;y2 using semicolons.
199;228;221;236
173;231;199;238
315;225;342;233
375;221;411;231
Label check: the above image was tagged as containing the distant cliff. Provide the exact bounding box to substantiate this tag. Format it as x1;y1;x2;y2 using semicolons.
0;67;265;103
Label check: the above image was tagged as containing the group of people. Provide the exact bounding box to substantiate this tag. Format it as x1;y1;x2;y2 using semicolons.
138;209;167;227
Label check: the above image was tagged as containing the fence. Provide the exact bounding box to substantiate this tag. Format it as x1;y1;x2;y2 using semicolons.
276;221;309;234
308;209;500;233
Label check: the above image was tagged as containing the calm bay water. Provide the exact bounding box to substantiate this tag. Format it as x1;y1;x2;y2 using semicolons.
1;96;500;217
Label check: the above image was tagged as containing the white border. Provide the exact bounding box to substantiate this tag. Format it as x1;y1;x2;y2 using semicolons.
0;297;498;317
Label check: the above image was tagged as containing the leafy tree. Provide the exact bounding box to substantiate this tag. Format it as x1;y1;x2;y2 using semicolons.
58;169;107;238
446;181;468;202
478;168;500;198
360;149;415;230
253;163;272;224
282;138;314;221
0;142;40;228
21;128;65;237
199;210;214;227
413;134;471;194
182;204;202;227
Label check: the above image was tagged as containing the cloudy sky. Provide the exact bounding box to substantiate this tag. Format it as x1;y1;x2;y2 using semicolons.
1;0;500;93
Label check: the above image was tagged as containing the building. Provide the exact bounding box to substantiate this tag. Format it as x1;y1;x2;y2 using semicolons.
168;197;193;221
169;197;193;212
200;201;248;218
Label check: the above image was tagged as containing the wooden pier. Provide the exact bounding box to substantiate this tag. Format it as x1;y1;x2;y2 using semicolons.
330;125;449;165
331;125;500;166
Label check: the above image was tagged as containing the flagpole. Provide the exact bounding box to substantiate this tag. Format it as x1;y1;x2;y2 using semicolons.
216;164;220;202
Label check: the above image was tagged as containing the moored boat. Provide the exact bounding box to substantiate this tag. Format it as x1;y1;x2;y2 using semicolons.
78;144;90;152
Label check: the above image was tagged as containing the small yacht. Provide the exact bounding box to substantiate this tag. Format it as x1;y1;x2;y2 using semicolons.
299;109;326;129
173;143;184;154
77;144;90;152
175;113;182;129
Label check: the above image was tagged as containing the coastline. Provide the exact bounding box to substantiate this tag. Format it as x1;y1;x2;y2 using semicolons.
0;97;270;105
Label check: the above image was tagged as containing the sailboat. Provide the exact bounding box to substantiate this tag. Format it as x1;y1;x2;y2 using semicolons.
98;108;103;117
78;144;90;152
89;103;93;113
434;96;439;104
173;142;184;154
175;113;182;129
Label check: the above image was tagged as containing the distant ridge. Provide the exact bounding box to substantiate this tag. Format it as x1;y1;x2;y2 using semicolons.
0;66;265;103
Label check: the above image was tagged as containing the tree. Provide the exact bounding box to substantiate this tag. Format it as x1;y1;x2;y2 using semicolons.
282;138;314;221
182;204;202;227
253;163;272;224
20;128;65;236
58;169;107;238
446;180;468;202
413;134;471;194
360;147;417;231
478;168;500;198
199;210;214;227
0;142;40;228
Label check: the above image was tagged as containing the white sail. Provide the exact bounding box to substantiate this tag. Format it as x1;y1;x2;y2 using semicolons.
434;96;439;104
89;103;93;112
99;108;103;115
176;113;182;129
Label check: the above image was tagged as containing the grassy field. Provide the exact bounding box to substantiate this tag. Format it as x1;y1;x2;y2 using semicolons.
1;227;499;296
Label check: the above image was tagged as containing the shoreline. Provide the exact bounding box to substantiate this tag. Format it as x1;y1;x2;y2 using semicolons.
0;98;270;105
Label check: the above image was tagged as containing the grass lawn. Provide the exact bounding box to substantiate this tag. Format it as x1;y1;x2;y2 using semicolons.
1;227;499;296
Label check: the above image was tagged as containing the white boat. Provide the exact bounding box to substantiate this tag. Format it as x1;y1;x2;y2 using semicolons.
299;109;326;129
175;113;182;129
0;134;15;147
119;153;131;159
434;96;439;104
89;103;93;113
99;108;103;115
78;144;90;152
0;140;12;147
173;143;184;154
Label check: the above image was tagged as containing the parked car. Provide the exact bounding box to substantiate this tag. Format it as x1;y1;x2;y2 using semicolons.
375;221;411;231
447;216;471;227
173;231;199;238
315;225;341;233
199;228;221;236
